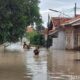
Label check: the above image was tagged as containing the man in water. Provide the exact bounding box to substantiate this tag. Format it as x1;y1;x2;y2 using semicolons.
23;42;27;49
34;46;40;55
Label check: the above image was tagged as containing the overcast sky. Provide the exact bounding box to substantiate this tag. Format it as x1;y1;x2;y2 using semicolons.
39;0;80;27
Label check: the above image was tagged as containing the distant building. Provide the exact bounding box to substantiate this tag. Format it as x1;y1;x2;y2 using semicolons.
26;25;34;32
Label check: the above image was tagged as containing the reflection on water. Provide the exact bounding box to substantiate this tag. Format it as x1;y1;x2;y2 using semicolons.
24;48;80;80
0;46;25;80
0;44;80;80
24;48;47;80
47;50;80;80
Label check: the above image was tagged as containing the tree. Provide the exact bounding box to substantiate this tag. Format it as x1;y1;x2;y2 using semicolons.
36;25;45;32
30;33;45;46
26;31;45;46
0;0;42;44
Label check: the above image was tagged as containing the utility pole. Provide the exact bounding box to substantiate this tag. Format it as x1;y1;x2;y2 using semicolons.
46;14;50;49
74;3;77;17
47;14;50;27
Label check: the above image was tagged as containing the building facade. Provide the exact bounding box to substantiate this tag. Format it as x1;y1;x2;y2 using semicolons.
49;16;80;50
50;17;70;49
62;16;80;50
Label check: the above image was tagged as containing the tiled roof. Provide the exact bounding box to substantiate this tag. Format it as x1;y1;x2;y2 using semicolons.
52;17;71;27
62;15;80;26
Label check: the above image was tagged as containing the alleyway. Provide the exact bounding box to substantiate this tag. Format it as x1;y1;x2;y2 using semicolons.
0;44;80;80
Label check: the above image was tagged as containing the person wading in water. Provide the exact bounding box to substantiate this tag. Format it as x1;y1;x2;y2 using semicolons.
23;42;27;49
33;46;40;55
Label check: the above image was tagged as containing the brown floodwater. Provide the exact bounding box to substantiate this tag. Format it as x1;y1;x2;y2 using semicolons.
0;44;80;80
47;49;80;80
0;45;25;80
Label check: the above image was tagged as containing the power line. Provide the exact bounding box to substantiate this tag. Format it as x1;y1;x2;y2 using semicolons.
49;9;70;17
49;3;80;18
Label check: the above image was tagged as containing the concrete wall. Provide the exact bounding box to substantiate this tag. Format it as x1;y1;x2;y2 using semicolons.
65;29;74;49
78;32;80;47
52;31;66;50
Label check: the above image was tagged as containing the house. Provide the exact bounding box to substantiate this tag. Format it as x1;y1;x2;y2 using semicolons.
49;17;71;49
62;15;80;50
49;15;80;50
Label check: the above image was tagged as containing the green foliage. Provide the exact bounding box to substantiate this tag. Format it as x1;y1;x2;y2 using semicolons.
26;31;45;46
24;0;42;25
26;31;37;40
0;0;42;43
36;25;45;32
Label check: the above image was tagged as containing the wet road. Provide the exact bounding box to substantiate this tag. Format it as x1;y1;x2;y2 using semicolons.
0;44;80;80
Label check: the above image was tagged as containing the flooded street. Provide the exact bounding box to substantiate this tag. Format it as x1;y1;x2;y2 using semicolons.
23;48;47;80
0;44;80;80
0;45;25;80
47;49;80;80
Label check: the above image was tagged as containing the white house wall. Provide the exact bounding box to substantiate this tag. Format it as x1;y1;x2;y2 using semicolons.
52;31;66;50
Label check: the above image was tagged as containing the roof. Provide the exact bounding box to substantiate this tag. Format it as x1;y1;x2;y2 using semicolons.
62;15;80;26
52;17;71;27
